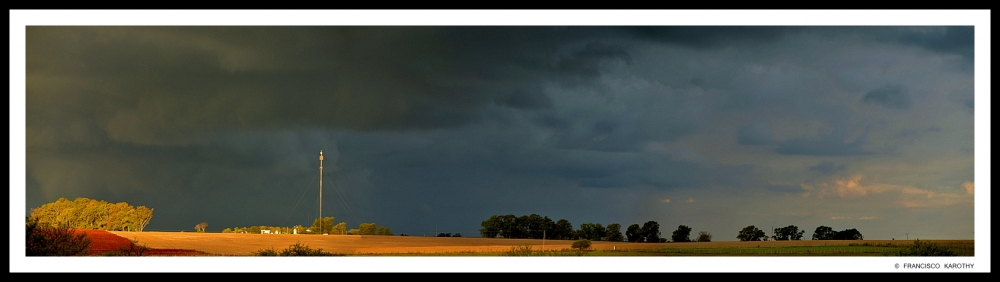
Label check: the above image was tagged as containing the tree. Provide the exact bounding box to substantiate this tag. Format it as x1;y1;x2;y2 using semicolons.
195;222;208;232
833;228;863;240
133;206;153;232
578;223;606;241
737;225;766;241
812;226;836;240
812;226;863;240
29;197;154;232
359;223;377;235
772;225;805;240
626;224;643;242
696;231;712;242
606;223;624;242
552;219;575;240
642;221;661;243
571;239;592;251
309;217;336;234
671;225;693;242
498;214;518;238
376;226;393;236
480;215;502;238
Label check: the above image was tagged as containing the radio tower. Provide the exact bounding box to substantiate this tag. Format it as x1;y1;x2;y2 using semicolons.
319;150;324;235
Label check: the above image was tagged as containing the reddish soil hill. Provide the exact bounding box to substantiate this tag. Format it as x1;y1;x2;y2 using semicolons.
75;230;208;256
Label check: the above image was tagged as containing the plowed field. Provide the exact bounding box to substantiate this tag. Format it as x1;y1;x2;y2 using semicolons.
77;230;209;256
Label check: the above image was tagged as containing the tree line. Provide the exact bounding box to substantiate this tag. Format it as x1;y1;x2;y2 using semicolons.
29;197;154;232
221;216;392;235
480;214;863;243
736;225;863;241
479;214;714;243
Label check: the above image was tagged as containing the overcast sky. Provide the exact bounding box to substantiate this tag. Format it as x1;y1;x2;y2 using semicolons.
18;18;982;242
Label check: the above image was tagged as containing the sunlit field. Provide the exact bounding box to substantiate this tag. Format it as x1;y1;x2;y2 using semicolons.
109;231;973;256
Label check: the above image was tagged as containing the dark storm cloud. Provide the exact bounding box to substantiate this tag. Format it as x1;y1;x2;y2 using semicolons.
775;126;873;156
553;42;633;86
22;24;976;238
737;123;774;146
862;85;911;109
25;26;582;145
808;162;846;175
619;26;794;49
895;26;974;61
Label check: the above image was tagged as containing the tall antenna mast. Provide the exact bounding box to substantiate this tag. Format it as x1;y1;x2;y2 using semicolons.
319;150;324;235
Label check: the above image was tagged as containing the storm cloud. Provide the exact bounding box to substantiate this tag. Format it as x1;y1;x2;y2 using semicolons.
21;24;975;243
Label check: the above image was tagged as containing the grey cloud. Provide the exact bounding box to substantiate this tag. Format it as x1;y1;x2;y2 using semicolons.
619;26;795;49
553;42;633;87
808;162;846;175
765;184;804;194
895;26;974;62
775;126;873;156
862;85;911;109
737;123;774;146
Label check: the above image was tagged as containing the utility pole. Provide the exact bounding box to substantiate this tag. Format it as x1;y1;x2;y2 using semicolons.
319;150;323;235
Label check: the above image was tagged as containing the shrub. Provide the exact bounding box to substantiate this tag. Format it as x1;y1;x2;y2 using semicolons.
571;239;592;251
254;243;341;256
103;240;149;256
696;231;712;242
896;240;956;256
253;248;280;256
26;217;91;256
502;244;535;256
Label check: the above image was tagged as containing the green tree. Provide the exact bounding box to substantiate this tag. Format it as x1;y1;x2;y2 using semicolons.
696;231;712;242
571;239;592;251
552;219;575;240
642;221;661;243
833;228;863;240
812;226;836;240
737;225;766;241
626;224;643;242
671;225;693;242
29;198;153;232
578;223;606;241
309;217;336;234
606;223;624;242
331;222;347;235
772;225;805;240
359;223;377;235
376;226;393;235
480;215;502;238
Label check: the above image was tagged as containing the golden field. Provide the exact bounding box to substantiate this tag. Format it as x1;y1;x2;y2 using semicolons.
109;231;972;256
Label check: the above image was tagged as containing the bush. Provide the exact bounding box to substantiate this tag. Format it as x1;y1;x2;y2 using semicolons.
571;239;592;251
696;231;712;242
26;217;91;256
103;240;149;256
254;243;342;256
896;240;956;256
502;244;535;256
